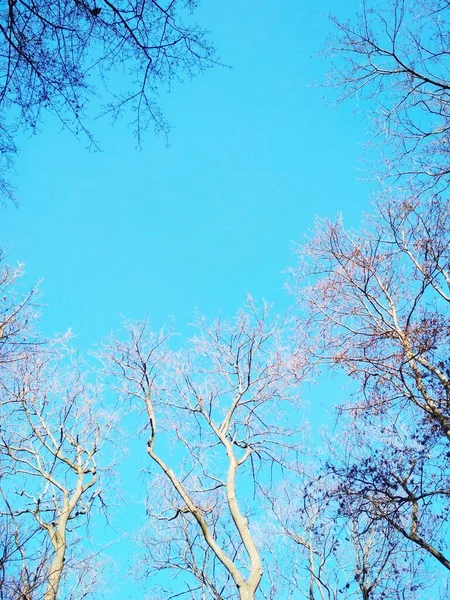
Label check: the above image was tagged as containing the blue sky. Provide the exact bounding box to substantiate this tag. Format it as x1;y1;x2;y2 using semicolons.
1;0;372;347
1;1;374;596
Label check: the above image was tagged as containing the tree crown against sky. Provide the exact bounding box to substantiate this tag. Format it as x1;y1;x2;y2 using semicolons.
1;0;450;599
0;0;215;202
0;275;115;599
326;0;450;194
103;303;302;600
293;196;450;434
4;194;450;598
290;195;450;592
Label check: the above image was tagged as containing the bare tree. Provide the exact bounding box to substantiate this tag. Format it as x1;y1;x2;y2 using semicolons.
0;0;216;202
105;301;301;600
327;0;450;193
328;408;450;576
291;197;450;581
0;513;51;600
0;252;38;368
0;338;114;600
264;468;428;600
293;196;450;440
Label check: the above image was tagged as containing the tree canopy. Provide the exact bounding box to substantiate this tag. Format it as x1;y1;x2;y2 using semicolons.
1;0;450;598
0;0;215;201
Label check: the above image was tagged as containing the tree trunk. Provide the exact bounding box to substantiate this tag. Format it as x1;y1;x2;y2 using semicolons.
44;527;67;600
239;587;254;600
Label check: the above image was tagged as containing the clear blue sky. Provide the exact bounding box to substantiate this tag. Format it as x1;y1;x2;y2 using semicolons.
1;1;373;596
1;0;371;347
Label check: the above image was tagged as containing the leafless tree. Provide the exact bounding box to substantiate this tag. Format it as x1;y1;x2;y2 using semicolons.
326;0;450;193
105;300;302;600
264;467;428;600
0;338;114;599
293;196;450;440
328;407;450;574
291;197;450;583
0;513;51;600
0;0;216;203
0;251;38;368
